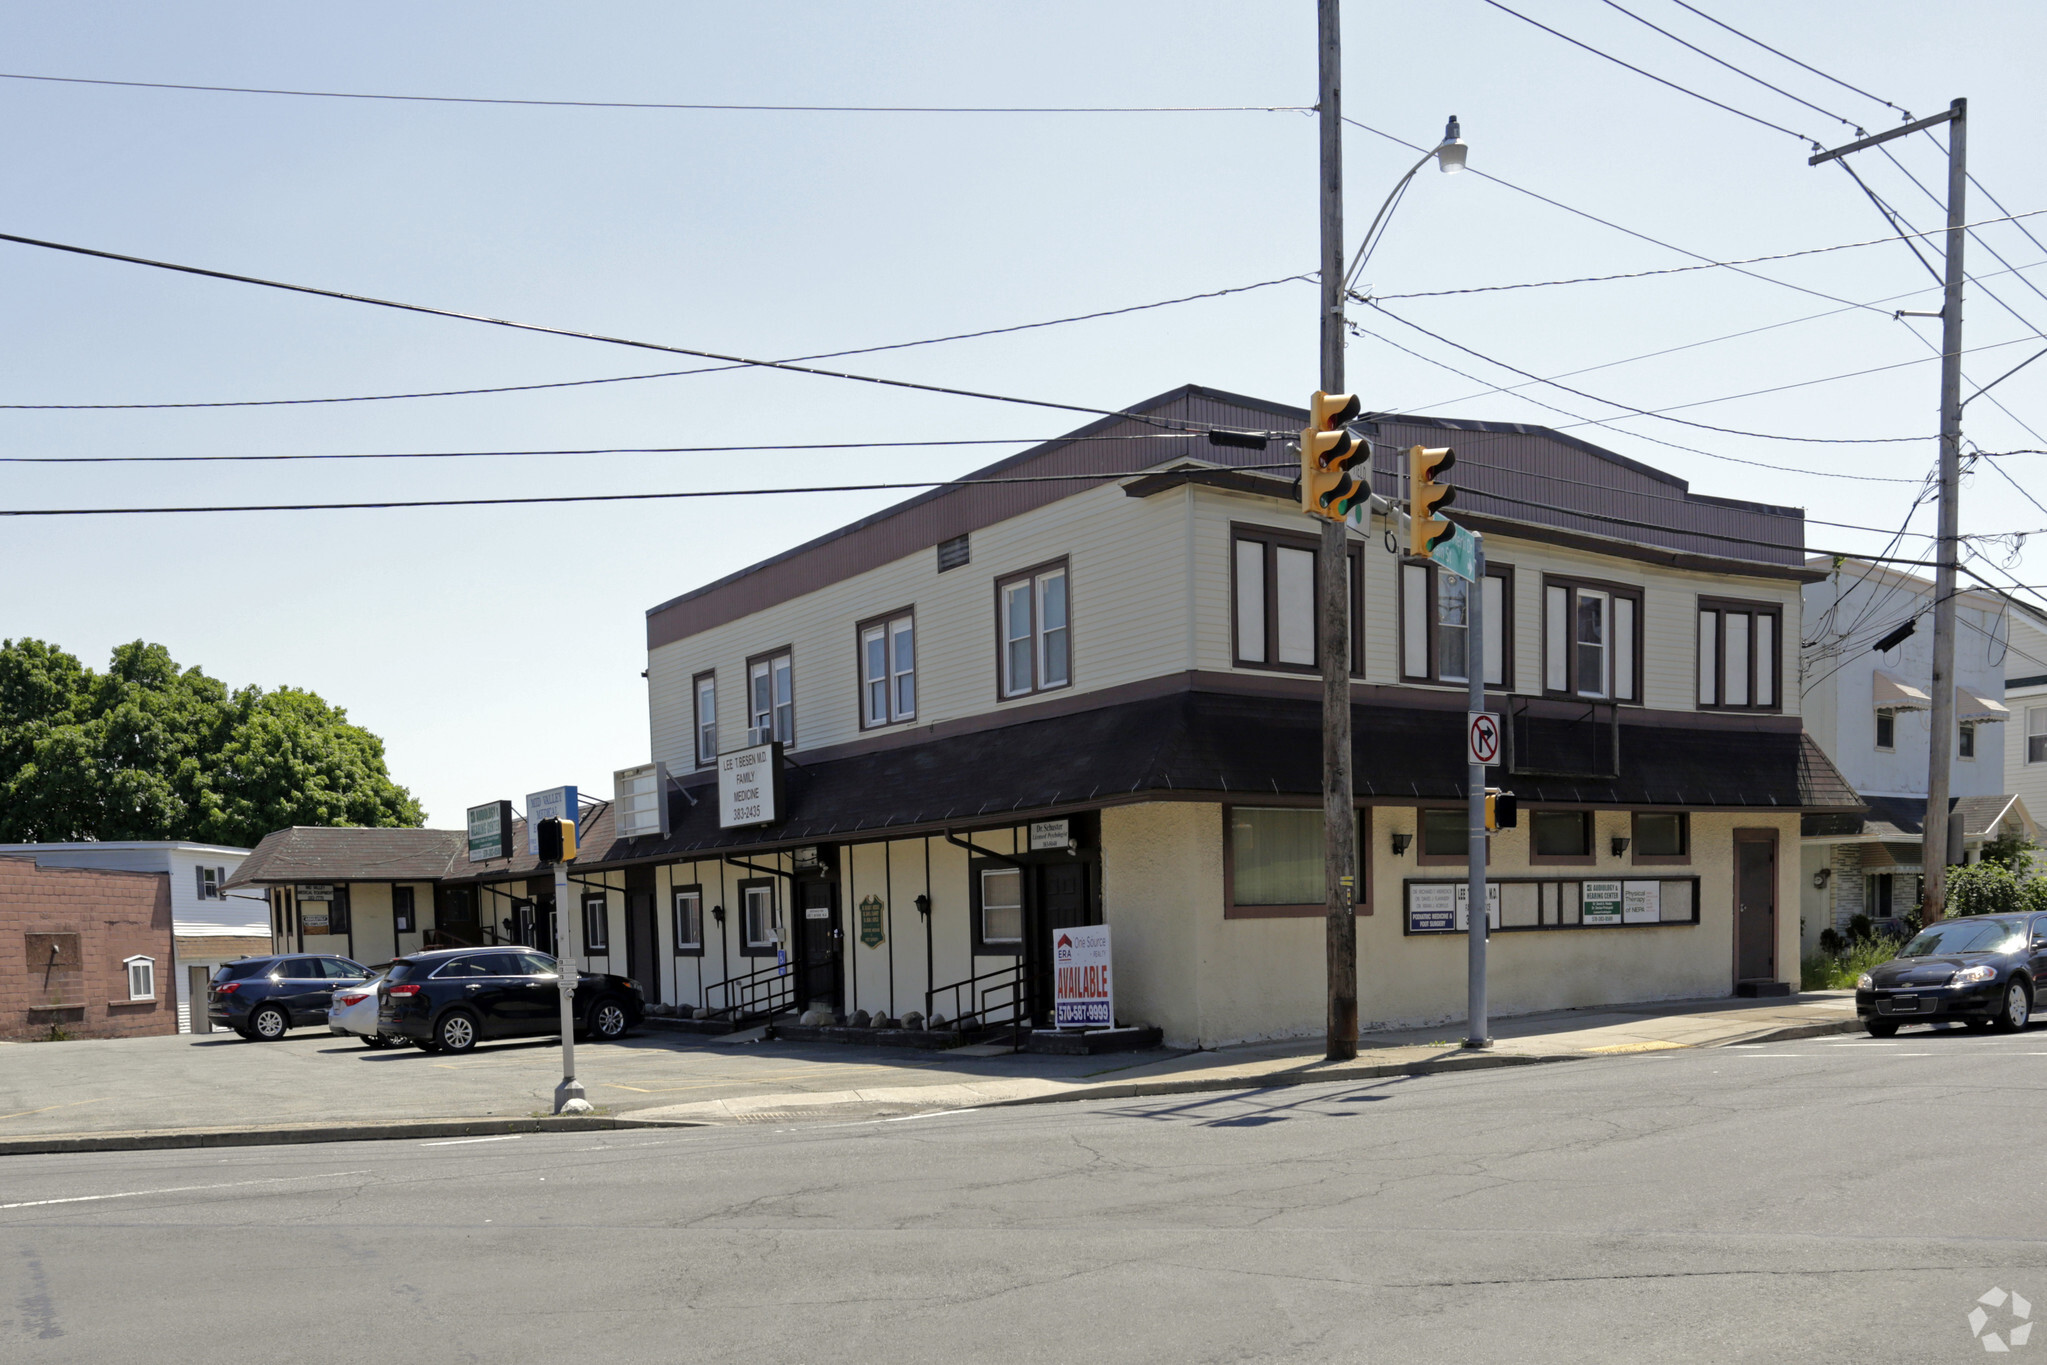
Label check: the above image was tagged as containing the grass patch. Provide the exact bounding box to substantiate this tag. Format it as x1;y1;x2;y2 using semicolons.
1801;936;1900;991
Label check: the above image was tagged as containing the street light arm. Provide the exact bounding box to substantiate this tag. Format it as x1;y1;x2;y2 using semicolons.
1344;148;1439;293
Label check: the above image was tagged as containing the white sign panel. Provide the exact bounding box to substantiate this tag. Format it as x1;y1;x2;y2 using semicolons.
1583;879;1623;925
719;743;780;828
1406;882;1501;933
1454;883;1502;931
613;762;670;840
1053;925;1113;1029
1623;880;1662;924
1466;711;1501;767
1029;819;1071;851
525;786;579;856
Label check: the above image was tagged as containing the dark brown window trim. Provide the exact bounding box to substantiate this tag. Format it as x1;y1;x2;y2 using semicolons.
580;892;610;954
1527;809;1597;866
1222;803;1372;918
1695;596;1785;714
1541;573;1645;705
691;669;718;768
1630;811;1692;866
855;607;918;731
744;646;797;749
969;856;1027;954
1228;522;1365;676
672;882;705;956
1399;557;1515;690
737;877;779;957
994;557;1073;703
1414;804;1472;867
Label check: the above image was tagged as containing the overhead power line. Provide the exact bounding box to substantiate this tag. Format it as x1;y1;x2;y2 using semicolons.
0;272;1312;412
1660;0;1915;123
0;70;1307;115
1596;0;1862;134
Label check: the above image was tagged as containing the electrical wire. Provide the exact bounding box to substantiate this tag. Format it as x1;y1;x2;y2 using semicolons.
1596;0;1863;134
0;70;1307;115
1659;0;1914;123
0;272;1313;412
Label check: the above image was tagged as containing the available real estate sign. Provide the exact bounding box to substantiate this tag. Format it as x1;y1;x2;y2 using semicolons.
1053;925;1113;1029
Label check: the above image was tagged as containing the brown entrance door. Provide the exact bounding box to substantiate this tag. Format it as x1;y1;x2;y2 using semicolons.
1735;833;1778;982
624;890;659;1002
794;877;842;1013
1025;860;1098;1025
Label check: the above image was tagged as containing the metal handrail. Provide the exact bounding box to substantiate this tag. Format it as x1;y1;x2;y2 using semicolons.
704;957;795;1025
926;960;1028;1049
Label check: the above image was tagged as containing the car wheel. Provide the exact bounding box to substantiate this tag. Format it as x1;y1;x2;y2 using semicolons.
436;1010;479;1054
250;1006;289;1041
233;1027;257;1041
414;1039;442;1053
1994;981;2031;1033
358;1033;389;1049
588;998;630;1042
1864;1020;1899;1038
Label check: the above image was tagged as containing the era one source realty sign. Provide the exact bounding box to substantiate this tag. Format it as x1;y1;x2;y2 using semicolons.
1053;925;1113;1028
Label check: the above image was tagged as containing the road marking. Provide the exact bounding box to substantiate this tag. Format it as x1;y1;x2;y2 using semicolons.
1737;1053;1810;1057
884;1108;981;1121
0;1098;109;1123
420;1135;524;1147
1585;1041;1686;1054
0;1170;368;1211
1897;1052;1935;1056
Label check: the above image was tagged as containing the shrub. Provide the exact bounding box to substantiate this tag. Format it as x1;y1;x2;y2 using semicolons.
1802;935;1904;991
1944;861;2047;917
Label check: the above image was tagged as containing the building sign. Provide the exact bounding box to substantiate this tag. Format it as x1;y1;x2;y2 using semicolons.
1029;819;1072;851
718;743;782;828
1053;925;1113;1028
293;883;334;901
525;786;579;856
466;801;514;863
858;894;885;948
612;763;670;840
1623;880;1662;924
1583;880;1623;925
1404;882;1501;934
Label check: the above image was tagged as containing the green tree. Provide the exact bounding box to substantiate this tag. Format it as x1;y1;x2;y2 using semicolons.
1977;826;2040;875
1945;860;2047;917
0;638;422;847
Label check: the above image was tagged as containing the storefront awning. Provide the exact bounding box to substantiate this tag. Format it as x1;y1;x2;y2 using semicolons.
1958;685;2010;723
1873;670;1932;714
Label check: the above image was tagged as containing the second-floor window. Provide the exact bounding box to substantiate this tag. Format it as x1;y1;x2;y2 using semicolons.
999;561;1070;698
748;651;794;745
1960;721;1977;759
694;671;717;765
1544;577;1640;703
1401;560;1510;687
1232;525;1363;673
2029;706;2047;763
859;611;916;727
1697;600;1780;710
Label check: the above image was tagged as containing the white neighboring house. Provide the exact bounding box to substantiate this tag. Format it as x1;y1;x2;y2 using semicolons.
1800;559;2031;950
0;841;265;1033
2000;600;2047;845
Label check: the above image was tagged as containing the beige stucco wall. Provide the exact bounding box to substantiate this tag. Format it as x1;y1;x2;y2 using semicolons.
1102;800;1802;1049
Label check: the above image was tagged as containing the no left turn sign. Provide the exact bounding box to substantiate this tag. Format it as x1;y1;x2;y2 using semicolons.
1467;711;1501;767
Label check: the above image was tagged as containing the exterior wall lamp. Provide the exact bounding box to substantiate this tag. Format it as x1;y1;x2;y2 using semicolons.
915;894;932;917
1390;832;1413;856
1610;837;1631;857
710;904;725;924
1813;868;1832;890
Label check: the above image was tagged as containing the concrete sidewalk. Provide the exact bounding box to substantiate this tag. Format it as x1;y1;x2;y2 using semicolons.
0;991;1861;1155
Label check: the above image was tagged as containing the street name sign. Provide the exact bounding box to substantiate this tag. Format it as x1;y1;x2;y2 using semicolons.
1053;925;1113;1028
1430;522;1478;581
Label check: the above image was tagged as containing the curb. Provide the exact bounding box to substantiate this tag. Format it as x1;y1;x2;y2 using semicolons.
983;1048;1584;1109
1708;1017;1867;1047
0;1114;703;1159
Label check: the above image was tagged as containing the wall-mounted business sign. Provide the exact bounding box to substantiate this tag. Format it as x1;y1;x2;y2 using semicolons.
1404;882;1501;934
1029;819;1072;851
1582;879;1623;925
467;800;515;863
718;743;783;829
526;786;579;856
612;762;670;841
1053;925;1113;1028
293;883;335;901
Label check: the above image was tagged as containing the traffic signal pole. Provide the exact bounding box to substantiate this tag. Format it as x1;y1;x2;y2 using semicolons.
1465;534;1490;1049
1316;0;1359;1061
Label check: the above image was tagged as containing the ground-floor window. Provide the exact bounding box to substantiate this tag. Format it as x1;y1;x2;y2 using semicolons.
582;894;609;953
741;880;780;956
1632;812;1689;863
1417;807;1469;864
673;886;703;955
392;885;415;934
125;956;155;1001
1530;810;1594;862
1866;872;1921;917
1225;806;1369;916
979;867;1024;946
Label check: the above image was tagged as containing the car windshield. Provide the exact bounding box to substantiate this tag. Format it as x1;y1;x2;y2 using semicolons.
1898;920;2023;957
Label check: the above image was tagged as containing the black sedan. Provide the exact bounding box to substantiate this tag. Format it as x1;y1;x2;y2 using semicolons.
377;947;642;1054
1856;913;2047;1037
207;954;372;1040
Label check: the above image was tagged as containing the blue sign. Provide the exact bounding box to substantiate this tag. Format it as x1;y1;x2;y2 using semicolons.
524;785;579;856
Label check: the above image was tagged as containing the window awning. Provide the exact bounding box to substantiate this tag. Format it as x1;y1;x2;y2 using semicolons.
1958;685;2010;723
1873;670;1932;713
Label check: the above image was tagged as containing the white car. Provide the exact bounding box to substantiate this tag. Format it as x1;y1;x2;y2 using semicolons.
329;969;397;1048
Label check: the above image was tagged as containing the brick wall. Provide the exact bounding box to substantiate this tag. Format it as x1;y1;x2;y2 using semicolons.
1;855;177;1041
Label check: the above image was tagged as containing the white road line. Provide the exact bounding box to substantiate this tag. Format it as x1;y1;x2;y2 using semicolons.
1897;1052;1935;1056
419;1135;525;1147
0;1170;368;1212
883;1108;982;1122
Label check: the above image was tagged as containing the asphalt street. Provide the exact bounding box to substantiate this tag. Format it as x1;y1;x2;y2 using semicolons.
4;1025;2044;1363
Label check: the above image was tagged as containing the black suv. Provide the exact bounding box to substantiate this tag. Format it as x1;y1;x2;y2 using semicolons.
378;947;642;1054
208;954;371;1040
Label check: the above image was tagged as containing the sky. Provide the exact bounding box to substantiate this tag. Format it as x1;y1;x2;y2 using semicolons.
2;1;2044;829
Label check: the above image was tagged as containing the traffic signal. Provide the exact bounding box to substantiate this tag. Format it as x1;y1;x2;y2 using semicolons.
1409;445;1457;556
1300;390;1367;523
537;816;578;863
1484;789;1518;831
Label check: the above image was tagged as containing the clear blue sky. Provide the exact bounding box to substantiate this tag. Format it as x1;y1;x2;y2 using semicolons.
2;2;2042;827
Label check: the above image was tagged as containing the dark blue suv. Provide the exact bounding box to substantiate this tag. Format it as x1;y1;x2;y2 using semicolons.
208;954;371;1040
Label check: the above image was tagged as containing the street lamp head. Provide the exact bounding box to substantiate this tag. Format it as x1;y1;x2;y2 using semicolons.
1436;115;1467;174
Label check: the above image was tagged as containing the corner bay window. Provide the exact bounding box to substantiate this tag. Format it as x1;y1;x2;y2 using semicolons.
693;671;717;764
1232;526;1363;672
673;886;703;954
860;612;916;727
1402;560;1510;686
748;651;794;745
1697;601;1779;709
999;562;1069;697
1226;806;1368;916
1545;578;1640;702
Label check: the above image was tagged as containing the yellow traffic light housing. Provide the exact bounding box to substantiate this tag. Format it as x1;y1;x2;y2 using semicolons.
1408;445;1457;556
1484;789;1517;832
1300;391;1367;523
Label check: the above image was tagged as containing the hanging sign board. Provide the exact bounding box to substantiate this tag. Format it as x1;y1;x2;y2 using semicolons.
467;801;514;863
858;894;886;948
1053;925;1113;1028
612;763;670;840
719;743;783;828
1583;879;1623;925
525;786;579;856
293;883;334;901
1623;880;1662;924
1029;819;1071;851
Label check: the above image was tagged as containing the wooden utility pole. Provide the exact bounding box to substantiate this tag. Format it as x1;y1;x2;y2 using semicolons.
1317;0;1359;1060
